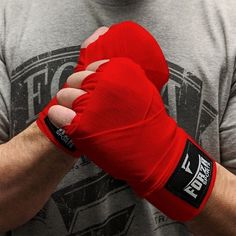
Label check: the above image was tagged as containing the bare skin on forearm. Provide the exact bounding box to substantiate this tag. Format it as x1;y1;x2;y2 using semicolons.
185;163;236;236
0;28;108;233
0;122;76;232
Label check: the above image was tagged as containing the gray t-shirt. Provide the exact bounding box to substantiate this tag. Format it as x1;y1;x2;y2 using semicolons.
0;0;236;235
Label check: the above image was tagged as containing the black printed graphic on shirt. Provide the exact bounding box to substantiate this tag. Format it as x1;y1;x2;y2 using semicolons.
52;171;129;234
10;46;79;136
10;46;218;234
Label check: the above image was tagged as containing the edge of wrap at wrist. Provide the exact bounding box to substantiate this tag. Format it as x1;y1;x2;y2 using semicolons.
144;131;217;222
36;97;80;157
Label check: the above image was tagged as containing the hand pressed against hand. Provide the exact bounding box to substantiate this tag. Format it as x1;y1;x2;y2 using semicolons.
38;21;169;145
48;20;170;127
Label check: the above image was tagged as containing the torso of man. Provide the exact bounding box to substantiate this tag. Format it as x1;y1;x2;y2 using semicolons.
0;0;235;235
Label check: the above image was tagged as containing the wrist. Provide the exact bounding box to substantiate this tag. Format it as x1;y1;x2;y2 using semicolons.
144;137;216;222
184;163;236;235
0;122;77;231
21;122;77;168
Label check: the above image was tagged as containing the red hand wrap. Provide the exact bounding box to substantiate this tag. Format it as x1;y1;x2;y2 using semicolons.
65;58;216;221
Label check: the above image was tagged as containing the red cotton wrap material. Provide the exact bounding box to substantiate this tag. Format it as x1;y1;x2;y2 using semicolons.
37;21;216;222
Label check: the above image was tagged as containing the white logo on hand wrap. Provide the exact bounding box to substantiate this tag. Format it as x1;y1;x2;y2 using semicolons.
184;154;211;199
56;128;74;149
181;154;193;174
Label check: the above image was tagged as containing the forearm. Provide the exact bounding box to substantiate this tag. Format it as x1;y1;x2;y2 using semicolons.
0;122;76;232
186;163;236;235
